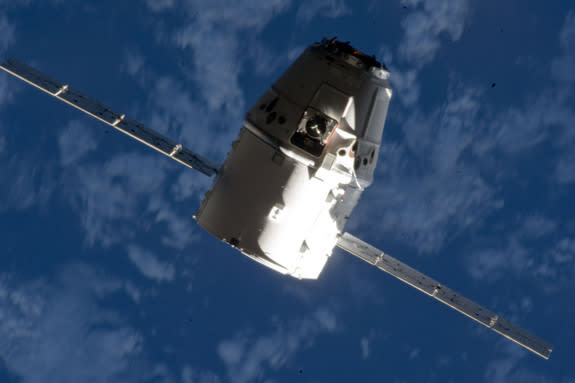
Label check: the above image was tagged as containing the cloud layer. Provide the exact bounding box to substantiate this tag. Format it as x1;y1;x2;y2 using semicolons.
127;245;175;282
399;0;470;67
217;307;337;383
0;265;148;383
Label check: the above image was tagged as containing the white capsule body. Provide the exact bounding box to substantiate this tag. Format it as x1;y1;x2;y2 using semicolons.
196;40;392;279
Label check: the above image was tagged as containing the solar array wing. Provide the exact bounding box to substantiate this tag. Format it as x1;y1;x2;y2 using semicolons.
0;59;219;176
337;232;553;359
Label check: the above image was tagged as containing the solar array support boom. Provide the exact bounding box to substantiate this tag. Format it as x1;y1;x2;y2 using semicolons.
337;232;553;359
0;58;219;177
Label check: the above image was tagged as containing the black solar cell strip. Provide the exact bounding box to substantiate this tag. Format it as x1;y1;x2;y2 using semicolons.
1;59;63;94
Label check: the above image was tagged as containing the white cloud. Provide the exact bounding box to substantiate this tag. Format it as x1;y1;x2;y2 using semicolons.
314;306;337;330
0;12;15;55
146;0;175;12
399;0;470;66
556;149;575;184
357;40;572;256
111;2;309;258
173;28;243;118
0;265;149;383
0;154;55;212
460;14;575;287
105;152;168;192
484;341;573;383
169;0;289;121
171;170;212;202
552;11;575;84
548;13;575;185
287;45;306;61
243;40;287;77
0;64;14;107
65;157;160;248
470;15;575;174
296;0;350;23
0;11;14;153
467;216;574;292
126;1;296;176
475;91;565;156
519;215;557;239
0;13;224;261
127;245;175;282
0;111;56;213
147;195;200;250
389;67;420;107
409;348;420;359
534;237;575;289
466;15;575;186
147;75;235;160
122;50;145;78
360;337;370;359
468;238;529;281
123;281;142;303
217;307;337;383
57;141;200;250
0;13;57;214
355;86;500;254
373;4;574;258
182;0;290;30
58;120;97;166
181;366;221;383
519;296;533;313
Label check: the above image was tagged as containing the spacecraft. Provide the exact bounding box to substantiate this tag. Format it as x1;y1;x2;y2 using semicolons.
0;38;552;359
